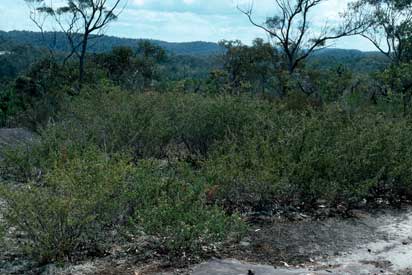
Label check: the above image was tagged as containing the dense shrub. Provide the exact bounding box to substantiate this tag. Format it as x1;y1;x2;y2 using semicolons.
0;138;244;262
0;147;134;263
50;88;267;159
2;89;412;266
6;89;412;212
129;161;244;256
0;57;111;129
204;106;412;210
0;83;17;127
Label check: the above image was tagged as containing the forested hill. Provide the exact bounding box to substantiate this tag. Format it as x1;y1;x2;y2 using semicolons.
0;30;388;71
308;48;388;72
0;30;222;56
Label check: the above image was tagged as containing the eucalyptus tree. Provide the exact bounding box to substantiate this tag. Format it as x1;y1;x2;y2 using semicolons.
219;38;280;94
347;0;412;112
348;0;412;64
239;0;369;75
25;0;125;86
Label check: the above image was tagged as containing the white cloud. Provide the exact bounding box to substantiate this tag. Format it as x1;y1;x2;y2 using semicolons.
0;0;375;51
133;0;145;6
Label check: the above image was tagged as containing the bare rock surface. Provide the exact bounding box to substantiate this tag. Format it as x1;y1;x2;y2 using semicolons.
0;128;36;159
191;258;388;275
192;259;300;275
2;206;412;275
190;208;412;275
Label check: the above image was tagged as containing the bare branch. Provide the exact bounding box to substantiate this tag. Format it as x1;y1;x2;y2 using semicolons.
239;0;369;74
25;0;126;85
348;0;412;63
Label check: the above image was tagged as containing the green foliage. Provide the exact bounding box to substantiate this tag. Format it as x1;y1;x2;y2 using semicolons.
0;30;223;56
0;84;16;127
0;55;111;129
307;49;388;73
96;41;167;90
0;99;247;261
0;147;134;263
316;65;354;102
349;0;412;63
4;24;412;267
129;161;244;256
374;63;412;114
3;82;412;266
1;59;72;128
215;39;281;95
0;43;46;82
41;88;262;159
203;106;412;210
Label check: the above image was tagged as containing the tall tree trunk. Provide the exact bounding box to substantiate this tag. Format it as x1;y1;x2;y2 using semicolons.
79;33;89;88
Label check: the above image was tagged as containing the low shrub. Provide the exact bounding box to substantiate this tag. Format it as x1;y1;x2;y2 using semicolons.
2;89;412;266
129;161;245;256
0;147;134;263
204;106;412;211
48;88;267;159
0;143;244;263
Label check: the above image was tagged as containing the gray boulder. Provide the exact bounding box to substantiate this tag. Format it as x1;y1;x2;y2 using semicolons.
0;128;36;160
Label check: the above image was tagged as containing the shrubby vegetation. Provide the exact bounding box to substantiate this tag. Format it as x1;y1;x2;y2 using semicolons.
1;49;412;267
0;148;133;262
205;105;412;210
2;0;412;269
0;117;244;262
2;89;412;263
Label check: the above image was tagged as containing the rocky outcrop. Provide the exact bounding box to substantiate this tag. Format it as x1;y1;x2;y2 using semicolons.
0;128;36;160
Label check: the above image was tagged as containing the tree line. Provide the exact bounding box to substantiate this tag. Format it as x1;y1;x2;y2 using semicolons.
1;0;412;126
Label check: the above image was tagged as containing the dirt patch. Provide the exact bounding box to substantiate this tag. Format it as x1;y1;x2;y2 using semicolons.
398;269;412;275
219;212;382;266
1;205;412;274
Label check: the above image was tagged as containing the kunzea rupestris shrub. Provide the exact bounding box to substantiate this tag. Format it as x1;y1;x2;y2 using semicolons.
0;143;245;263
3;89;412;264
127;161;245;256
0;147;135;263
203;106;412;211
48;88;268;158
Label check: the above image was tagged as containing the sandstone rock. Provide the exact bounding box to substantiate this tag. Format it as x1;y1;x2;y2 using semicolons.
0;128;36;160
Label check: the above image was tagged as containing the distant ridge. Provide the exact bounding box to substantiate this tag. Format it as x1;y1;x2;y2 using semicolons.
0;30;223;56
0;30;388;72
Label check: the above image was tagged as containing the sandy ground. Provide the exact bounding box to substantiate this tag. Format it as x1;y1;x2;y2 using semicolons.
2;207;411;274
192;207;412;275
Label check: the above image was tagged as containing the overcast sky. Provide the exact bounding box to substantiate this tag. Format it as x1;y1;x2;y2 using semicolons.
0;0;375;51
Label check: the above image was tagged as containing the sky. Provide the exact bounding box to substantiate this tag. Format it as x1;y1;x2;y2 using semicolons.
0;0;375;51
